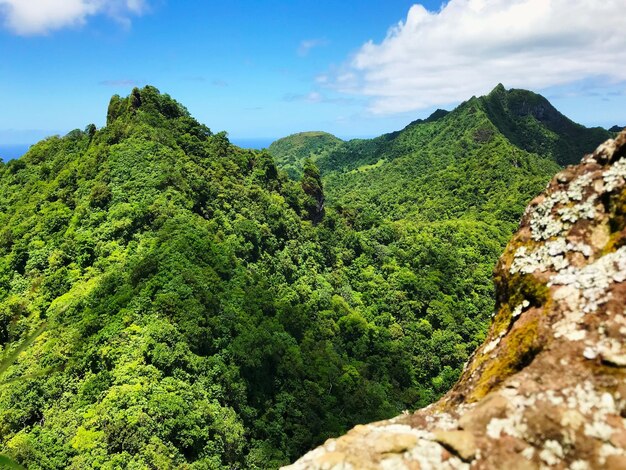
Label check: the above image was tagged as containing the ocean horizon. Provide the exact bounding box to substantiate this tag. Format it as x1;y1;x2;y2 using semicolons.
230;138;276;149
0;144;30;161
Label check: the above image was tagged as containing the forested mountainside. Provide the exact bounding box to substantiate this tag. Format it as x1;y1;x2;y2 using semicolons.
288;130;626;470
269;85;611;229
268;132;343;179
0;85;610;469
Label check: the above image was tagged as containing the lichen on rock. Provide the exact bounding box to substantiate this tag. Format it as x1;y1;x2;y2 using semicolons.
284;131;626;470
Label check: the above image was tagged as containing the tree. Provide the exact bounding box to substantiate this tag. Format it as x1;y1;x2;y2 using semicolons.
301;159;324;224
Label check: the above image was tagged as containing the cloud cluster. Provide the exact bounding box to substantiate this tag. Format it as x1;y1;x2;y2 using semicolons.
335;0;626;114
0;0;148;35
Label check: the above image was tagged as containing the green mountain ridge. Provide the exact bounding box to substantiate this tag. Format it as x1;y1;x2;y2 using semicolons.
480;84;610;166
0;85;612;469
269;85;611;228
269;85;610;176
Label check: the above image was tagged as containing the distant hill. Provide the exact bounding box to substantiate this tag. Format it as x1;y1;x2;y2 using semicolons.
610;125;624;133
270;86;610;179
268;131;343;178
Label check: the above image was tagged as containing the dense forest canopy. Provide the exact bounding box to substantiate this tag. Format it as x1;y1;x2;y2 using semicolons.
0;86;610;469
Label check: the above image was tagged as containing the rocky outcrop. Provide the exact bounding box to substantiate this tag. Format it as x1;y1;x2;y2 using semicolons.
285;131;626;470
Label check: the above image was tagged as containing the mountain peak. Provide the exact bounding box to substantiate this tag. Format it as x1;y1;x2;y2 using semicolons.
106;85;192;126
425;108;449;122
484;84;553;116
479;85;611;165
489;83;507;95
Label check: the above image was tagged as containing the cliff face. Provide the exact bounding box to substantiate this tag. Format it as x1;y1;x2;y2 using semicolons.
285;130;626;469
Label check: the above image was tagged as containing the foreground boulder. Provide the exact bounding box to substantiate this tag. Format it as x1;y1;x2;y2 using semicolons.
285;131;626;469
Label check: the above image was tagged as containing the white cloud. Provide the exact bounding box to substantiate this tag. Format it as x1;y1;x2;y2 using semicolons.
283;90;360;106
298;38;330;57
0;0;148;35
334;0;626;114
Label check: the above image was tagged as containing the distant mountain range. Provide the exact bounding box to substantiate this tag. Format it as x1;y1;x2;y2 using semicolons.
271;84;611;173
269;84;611;228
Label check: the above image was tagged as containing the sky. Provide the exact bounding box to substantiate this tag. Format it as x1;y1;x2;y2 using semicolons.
0;0;625;148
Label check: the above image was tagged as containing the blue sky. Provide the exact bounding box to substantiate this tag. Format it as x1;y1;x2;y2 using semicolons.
0;0;624;147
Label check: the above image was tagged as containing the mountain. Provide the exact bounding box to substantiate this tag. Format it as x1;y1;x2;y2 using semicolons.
481;84;612;166
610;125;624;133
287;130;626;469
268;86;610;231
268;131;343;179
0;86;520;469
271;85;609;175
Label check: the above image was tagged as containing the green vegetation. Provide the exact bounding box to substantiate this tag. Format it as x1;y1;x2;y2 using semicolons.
268;85;609;233
0;325;41;470
0;85;609;469
268;131;343;179
480;85;611;166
